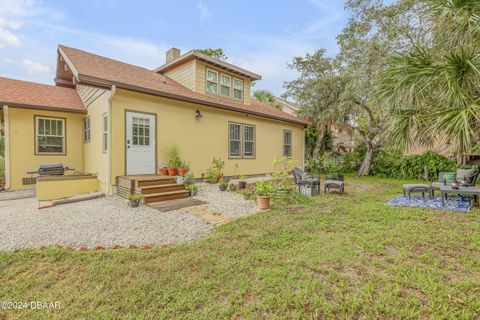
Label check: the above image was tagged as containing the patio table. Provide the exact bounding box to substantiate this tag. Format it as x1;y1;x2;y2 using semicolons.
440;186;480;207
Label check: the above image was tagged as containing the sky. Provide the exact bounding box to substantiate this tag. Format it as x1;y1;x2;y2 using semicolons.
0;0;349;96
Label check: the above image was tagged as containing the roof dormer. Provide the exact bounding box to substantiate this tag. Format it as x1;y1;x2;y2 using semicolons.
154;48;261;105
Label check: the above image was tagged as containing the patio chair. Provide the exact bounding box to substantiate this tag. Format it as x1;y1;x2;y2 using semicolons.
431;169;479;197
292;167;320;196
324;175;345;194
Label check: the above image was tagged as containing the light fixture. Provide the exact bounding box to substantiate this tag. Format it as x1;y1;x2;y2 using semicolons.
196;110;203;120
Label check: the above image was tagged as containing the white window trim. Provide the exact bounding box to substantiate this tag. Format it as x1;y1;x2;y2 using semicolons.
35;116;66;155
206;68;244;102
233;78;244;101
206;69;219;94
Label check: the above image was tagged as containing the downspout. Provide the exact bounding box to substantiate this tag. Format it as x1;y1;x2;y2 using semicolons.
302;127;306;169
106;85;116;195
3;106;10;190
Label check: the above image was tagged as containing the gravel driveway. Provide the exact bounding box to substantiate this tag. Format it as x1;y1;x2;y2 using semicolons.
0;196;212;252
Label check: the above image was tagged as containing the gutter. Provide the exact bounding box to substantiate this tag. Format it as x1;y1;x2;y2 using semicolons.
106;85;116;195
77;75;307;127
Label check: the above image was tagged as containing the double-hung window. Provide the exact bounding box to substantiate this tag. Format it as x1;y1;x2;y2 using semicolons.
83;117;91;142
243;125;255;158
206;69;218;94
283;130;292;157
206;68;244;101
102;113;108;153
229;122;255;158
36;116;65;154
220;74;231;97
233;78;243;100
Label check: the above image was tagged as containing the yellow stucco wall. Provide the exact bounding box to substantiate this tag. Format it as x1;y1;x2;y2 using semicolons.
83;90;109;192
7;107;84;190
194;61;252;105
36;175;98;201
110;89;304;187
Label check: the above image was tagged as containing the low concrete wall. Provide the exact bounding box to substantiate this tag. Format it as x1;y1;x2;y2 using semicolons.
36;175;99;201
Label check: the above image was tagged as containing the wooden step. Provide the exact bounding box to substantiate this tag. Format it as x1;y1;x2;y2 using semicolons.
137;178;177;187
140;183;185;194
143;190;189;203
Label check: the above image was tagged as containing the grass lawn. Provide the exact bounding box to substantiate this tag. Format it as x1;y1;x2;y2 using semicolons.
1;176;479;319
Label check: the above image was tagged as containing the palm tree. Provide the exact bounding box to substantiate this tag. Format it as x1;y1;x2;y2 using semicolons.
378;0;480;164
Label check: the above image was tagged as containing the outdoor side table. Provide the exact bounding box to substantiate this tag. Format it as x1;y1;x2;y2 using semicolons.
440;186;480;207
402;184;431;199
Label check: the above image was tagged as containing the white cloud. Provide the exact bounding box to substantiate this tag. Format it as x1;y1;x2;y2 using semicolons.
197;1;213;24
21;59;51;75
0;0;37;48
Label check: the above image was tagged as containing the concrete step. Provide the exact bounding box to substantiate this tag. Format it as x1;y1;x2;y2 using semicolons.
143;190;189;203
140;183;185;194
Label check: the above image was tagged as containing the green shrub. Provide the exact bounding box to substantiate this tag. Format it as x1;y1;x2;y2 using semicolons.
371;150;456;180
306;152;340;176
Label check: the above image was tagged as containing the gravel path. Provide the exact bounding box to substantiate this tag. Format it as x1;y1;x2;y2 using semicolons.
194;182;261;218
0;196;212;252
0;189;36;201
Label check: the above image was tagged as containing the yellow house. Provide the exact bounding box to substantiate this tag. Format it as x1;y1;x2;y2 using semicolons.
0;45;306;197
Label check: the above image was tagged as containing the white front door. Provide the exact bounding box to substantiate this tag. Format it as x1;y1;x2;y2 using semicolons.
126;111;156;175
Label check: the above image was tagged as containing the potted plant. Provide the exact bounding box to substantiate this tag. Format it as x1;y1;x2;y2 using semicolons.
165;144;181;176
186;183;198;196
255;180;275;210
219;181;228;191
206;158;224;183
159;166;168;175
128;193;144;207
178;162;190;177
228;182;237;192
238;175;247;189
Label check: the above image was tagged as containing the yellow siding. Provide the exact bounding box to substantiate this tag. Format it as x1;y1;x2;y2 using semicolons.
7;107;84;190
36;175;98;201
194;61;252;105
109;89;304;187
83;90;109;192
164;60;196;91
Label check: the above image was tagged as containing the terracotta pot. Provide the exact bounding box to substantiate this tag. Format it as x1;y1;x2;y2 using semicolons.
178;168;186;177
167;168;178;176
257;195;271;210
160;168;169;175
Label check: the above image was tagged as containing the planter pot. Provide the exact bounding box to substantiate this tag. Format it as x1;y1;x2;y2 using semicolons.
239;181;246;189
189;189;198;196
167;168;178;176
219;185;227;191
257;195;271;210
129;200;140;207
178;168;186;177
160;168;169;175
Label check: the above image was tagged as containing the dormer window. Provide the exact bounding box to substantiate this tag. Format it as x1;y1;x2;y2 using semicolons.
220;74;231;97
233;78;243;100
206;69;218;94
206;68;244;101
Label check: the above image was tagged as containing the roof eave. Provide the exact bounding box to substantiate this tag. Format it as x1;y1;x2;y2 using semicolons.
77;75;305;126
154;51;262;81
1;102;86;114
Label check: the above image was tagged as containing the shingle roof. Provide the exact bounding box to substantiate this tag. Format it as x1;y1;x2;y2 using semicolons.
59;45;306;126
0;76;85;112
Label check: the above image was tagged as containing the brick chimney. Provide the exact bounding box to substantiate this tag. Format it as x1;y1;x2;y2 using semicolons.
166;48;181;64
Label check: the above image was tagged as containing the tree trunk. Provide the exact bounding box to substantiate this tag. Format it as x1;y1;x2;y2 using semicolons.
358;143;382;176
312;125;327;158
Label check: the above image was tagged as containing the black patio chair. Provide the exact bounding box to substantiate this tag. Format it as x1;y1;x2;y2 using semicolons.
292;167;320;196
324;175;345;194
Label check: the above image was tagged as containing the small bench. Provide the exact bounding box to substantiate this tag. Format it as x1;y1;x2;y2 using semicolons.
403;184;431;199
